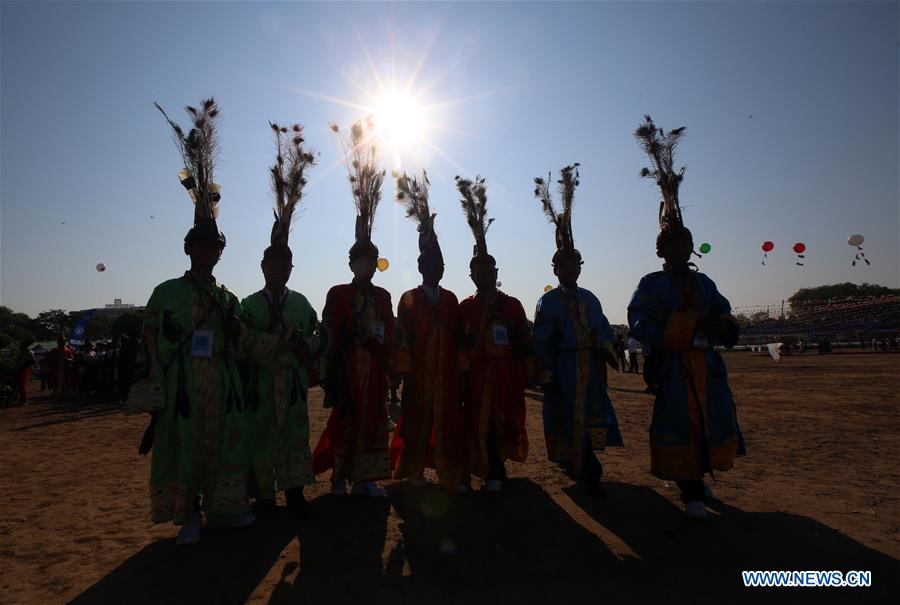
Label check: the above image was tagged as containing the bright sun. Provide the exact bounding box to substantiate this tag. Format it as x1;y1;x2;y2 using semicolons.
293;39;496;173
370;92;426;149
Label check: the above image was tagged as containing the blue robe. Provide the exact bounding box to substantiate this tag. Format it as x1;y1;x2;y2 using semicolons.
627;269;746;481
534;287;623;482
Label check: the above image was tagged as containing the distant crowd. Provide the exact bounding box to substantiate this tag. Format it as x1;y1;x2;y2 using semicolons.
1;334;138;407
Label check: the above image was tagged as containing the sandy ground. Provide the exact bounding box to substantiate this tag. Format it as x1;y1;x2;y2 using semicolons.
1;351;898;604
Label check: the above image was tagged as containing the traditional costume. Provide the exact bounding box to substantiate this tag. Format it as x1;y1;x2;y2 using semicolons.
240;121;317;513
456;176;530;491
312;119;394;496
144;98;280;543
626;116;746;518
389;171;466;490
532;164;623;488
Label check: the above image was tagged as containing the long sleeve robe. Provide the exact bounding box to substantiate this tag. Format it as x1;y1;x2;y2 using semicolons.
390;286;465;490
457;291;530;480
240;289;317;500
533;286;623;482
144;272;280;524
627;269;746;480
312;281;394;483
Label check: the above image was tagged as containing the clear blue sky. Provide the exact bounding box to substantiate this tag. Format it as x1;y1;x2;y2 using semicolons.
2;1;898;324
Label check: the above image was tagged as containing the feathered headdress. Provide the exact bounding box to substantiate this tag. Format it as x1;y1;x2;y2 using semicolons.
533;163;581;264
395;169;441;262
634;115;687;236
331;118;385;260
265;121;316;260
155;98;224;245
455;175;495;267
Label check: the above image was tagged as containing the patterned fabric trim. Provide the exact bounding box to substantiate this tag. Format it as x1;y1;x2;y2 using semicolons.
275;449;316;491
340;453;392;483
150;475;250;524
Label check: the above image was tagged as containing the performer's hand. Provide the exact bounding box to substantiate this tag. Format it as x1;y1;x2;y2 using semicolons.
603;348;620;371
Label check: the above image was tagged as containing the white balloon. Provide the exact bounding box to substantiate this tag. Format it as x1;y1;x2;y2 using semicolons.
96;263;106;272
847;234;864;247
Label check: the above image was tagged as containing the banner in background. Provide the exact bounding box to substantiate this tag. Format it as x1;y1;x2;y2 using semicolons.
68;309;97;346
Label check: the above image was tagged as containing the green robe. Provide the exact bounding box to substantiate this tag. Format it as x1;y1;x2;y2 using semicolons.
145;272;279;525
240;289;317;499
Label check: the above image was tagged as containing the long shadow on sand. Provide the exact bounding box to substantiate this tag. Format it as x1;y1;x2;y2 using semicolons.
7;398;123;432
267;492;391;604
69;511;298;605
564;481;899;604
67;479;899;604
269;478;631;605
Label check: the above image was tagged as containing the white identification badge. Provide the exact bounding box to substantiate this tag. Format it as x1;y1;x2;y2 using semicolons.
191;329;214;358
371;321;385;344
492;323;510;346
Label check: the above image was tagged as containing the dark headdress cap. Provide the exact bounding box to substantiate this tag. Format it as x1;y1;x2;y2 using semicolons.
264;209;293;263
655;226;693;258
184;217;226;250
263;242;292;262
349;238;380;261
417;225;443;265
552;247;582;265
348;214;380;260
468;249;496;270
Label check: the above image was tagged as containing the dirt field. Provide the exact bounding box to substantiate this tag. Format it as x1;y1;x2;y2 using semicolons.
1;351;898;604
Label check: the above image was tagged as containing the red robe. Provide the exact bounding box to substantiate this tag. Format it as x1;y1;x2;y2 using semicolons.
458;291;530;480
312;282;394;483
390;286;465;490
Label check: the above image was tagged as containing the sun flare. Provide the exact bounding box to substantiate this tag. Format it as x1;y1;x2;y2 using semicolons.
292;36;501;174
371;92;426;149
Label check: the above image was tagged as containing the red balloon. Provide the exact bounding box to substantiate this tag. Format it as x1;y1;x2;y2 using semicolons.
761;241;774;253
793;242;806;254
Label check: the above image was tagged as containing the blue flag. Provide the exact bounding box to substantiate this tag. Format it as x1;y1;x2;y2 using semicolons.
69;309;97;346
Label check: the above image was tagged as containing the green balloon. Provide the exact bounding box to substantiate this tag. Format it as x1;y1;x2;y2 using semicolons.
699;243;711;254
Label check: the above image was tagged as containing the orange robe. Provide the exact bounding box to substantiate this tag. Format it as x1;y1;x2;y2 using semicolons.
312;282;394;483
458;291;530;480
390;286;465;490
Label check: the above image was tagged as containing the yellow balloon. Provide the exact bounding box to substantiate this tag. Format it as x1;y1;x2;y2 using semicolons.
544;285;553;293
377;257;390;272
